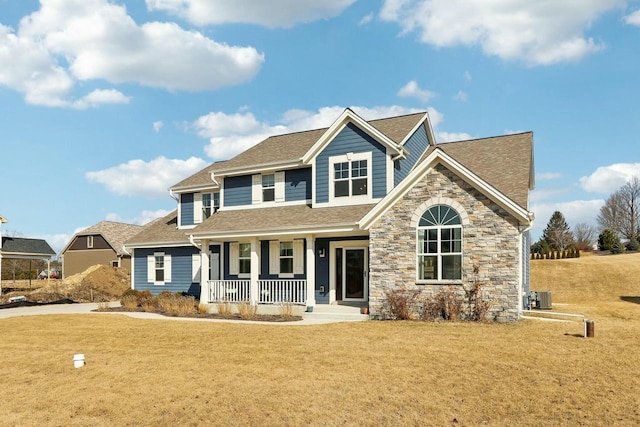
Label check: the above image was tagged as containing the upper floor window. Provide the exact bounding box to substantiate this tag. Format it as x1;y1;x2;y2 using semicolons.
417;205;462;282
202;192;220;219
87;236;94;248
329;152;372;203
262;174;275;202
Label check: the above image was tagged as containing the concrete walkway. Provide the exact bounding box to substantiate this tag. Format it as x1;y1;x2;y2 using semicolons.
0;302;369;326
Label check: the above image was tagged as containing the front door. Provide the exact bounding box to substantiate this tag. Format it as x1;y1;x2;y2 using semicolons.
344;248;366;300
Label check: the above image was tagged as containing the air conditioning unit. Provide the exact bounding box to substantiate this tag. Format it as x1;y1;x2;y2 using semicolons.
536;291;552;310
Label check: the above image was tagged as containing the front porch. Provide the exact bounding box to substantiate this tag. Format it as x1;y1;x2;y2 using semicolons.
206;279;307;305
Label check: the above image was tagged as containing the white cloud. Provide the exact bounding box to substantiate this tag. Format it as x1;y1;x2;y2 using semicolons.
580;163;640;193
454;90;468;101
379;0;624;65
530;199;604;240
105;209;172;225
146;0;356;28
86;156;208;198
359;13;374;25
625;10;640;25
398;80;435;102
153;121;164;133
195;105;427;159
0;0;264;107
537;172;564;181
464;71;472;82
436;132;473;143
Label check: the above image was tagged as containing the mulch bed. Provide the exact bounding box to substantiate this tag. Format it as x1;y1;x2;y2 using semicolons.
99;306;303;322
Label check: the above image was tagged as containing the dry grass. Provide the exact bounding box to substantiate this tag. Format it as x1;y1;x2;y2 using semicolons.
1;253;640;426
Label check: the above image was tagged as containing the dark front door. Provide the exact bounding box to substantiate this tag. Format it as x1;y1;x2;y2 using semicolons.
344;248;366;299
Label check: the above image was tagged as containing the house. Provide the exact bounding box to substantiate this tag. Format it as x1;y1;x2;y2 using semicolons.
125;109;534;321
61;221;143;278
0;236;56;291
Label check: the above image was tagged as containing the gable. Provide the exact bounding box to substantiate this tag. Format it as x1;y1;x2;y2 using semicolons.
315;122;388;204
394;124;429;186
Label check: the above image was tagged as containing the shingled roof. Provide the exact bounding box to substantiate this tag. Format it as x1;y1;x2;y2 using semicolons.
126;210;190;246
65;221;144;256
1;237;55;257
431;132;534;209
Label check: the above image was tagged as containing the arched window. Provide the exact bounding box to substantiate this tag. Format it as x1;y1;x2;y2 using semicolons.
417;205;462;281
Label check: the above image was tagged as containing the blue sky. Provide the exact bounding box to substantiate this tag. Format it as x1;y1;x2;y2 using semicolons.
1;0;640;254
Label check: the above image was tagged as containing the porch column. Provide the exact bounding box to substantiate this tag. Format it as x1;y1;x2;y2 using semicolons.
200;239;210;304
250;237;259;305
305;234;316;307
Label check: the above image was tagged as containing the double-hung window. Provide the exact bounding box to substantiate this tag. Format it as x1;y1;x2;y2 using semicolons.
202;193;212;219
262;174;275;202
417;205;462;282
279;241;294;274
147;252;171;284
238;243;251;276
330;152;371;202
155;254;165;282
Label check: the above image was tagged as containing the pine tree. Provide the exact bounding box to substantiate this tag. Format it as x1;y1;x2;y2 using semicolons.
542;211;574;251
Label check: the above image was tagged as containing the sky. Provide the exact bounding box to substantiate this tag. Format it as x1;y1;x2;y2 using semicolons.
1;0;640;255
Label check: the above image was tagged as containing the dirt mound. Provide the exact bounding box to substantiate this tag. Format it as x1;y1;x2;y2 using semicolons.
26;265;130;303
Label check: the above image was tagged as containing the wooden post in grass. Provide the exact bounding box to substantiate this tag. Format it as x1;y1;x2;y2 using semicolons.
584;319;595;338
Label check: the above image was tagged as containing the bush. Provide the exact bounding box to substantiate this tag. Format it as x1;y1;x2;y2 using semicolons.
278;302;296;320
626;238;640;252
433;288;464;321
599;229;621;251
120;294;138;310
380;289;420;320
238;302;257;320
217;301;232;316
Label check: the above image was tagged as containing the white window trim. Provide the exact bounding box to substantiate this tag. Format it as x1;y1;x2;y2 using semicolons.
87;236;94;249
252;172;286;206
416;225;463;284
148;252;172;285
237;242;251;279
268;239;304;278
328;152;373;205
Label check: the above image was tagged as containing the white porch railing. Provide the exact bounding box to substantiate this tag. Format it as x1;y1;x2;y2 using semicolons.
258;279;306;305
206;279;306;305
208;280;250;303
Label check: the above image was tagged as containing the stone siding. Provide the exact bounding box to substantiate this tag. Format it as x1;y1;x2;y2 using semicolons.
369;164;522;322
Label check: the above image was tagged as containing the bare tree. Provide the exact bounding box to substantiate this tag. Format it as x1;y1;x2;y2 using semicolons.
573;223;597;251
598;176;640;240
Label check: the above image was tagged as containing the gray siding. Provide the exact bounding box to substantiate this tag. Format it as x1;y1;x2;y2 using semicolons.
285;168;312;201
180;193;194;226
316;122;387;203
394;124;429;186
224;175;252;207
133;246;201;297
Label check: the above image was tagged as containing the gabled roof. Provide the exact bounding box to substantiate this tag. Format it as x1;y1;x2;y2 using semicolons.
125;210;190;247
62;221;143;256
170;160;227;193
360;132;534;229
1;237;55;258
421;132;534;209
209;111;427;176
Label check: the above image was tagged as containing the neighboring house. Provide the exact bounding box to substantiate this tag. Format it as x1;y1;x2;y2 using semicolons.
0;236;56;289
125;109;534;321
61;221;143;278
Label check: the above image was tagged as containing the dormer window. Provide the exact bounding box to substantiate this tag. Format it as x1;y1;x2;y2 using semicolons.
202;192;220;219
329;152;372;203
262;174;275;202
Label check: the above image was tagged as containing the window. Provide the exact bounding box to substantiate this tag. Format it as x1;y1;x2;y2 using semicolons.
417;205;462;281
280;241;294;274
155;255;165;282
202;193;212;219
239;243;251;276
262;174;275;202
147;252;171;284
333;159;368;197
87;236;94;248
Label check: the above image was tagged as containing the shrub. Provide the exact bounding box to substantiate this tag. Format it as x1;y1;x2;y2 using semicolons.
279;302;296;320
599;229;621;251
217;301;232;316
96;299;110;312
238;302;258;320
626;238;640;252
611;241;625;254
198;303;210;314
464;282;494;322
120;294;138;310
381;289;420;320
433;288;464;321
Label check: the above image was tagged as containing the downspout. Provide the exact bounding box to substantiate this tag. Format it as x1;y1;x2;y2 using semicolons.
519;217;535;316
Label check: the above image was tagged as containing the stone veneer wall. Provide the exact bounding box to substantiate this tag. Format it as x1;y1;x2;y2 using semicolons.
369;164;522;322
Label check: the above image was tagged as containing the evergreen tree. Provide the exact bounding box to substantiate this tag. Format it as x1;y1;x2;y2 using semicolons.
542;211;574;251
